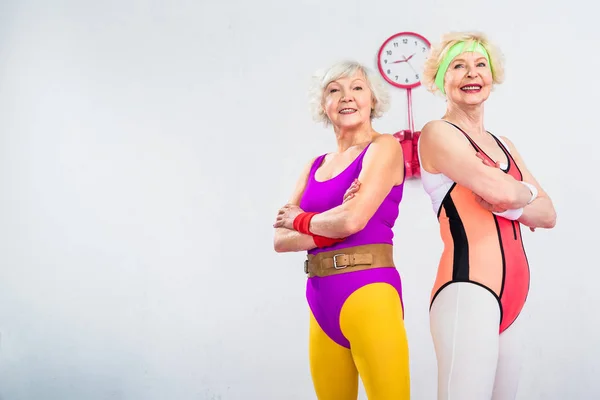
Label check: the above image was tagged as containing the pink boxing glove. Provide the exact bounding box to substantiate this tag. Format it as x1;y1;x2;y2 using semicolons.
411;131;421;179
393;130;414;178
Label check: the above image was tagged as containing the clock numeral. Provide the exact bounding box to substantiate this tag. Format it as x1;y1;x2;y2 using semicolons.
393;42;398;48
386;50;392;56
414;40;418;46
405;78;409;83
395;75;398;81
422;47;426;52
384;59;388;64
415;74;420;79
402;38;408;44
387;69;391;74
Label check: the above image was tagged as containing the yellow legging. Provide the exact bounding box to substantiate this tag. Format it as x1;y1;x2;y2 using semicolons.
308;282;411;399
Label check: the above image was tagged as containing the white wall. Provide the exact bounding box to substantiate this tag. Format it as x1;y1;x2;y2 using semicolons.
0;0;597;399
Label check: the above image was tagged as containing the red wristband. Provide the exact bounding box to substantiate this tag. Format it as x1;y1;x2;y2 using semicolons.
293;212;346;248
293;212;318;235
313;235;345;248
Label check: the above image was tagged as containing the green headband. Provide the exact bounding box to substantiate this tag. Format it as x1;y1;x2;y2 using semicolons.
434;41;491;94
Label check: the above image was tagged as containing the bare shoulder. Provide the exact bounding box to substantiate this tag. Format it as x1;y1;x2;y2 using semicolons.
421;119;448;133
361;133;404;184
302;155;319;171
373;133;402;146
368;133;402;155
498;135;531;170
420;120;461;144
499;135;516;150
420;120;471;168
364;133;403;165
498;135;524;158
287;155;318;204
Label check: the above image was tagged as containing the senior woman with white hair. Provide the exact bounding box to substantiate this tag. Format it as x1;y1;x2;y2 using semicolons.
273;60;411;399
417;32;557;399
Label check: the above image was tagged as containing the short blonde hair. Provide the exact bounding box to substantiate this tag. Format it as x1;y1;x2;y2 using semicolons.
308;60;391;124
422;31;505;95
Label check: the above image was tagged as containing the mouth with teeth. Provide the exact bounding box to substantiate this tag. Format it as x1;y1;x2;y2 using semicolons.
339;108;357;114
461;84;482;93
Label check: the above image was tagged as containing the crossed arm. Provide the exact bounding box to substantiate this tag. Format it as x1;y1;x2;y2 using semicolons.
499;136;556;229
273;134;404;253
272;159;318;253
419;121;556;230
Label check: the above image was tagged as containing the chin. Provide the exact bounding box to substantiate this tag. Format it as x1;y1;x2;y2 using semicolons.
463;98;486;106
461;94;489;106
335;116;368;129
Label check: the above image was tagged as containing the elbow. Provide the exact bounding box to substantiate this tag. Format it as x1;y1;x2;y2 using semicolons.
273;236;287;253
543;210;557;229
342;215;368;237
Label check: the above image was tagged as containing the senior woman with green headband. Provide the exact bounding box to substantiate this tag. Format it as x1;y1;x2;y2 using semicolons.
417;32;557;399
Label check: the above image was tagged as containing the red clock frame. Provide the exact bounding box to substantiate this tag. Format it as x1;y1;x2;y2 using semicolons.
377;31;431;90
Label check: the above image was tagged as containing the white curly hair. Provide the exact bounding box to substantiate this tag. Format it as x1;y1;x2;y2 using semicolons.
308;60;391;125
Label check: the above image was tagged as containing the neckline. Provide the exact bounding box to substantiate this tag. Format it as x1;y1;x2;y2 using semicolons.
313;143;372;183
442;120;510;172
477;134;510;173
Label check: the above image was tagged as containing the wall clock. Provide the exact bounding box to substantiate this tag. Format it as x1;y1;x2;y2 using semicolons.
377;31;431;89
377;31;431;179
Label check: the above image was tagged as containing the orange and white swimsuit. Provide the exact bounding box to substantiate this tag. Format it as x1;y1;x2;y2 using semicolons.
420;121;530;333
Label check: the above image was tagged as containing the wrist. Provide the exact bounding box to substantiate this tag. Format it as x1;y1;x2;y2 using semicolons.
294;212;346;248
313;235;345;248
520;181;538;204
493;207;524;220
293;212;319;235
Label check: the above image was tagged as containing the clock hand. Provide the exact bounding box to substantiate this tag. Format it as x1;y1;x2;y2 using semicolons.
405;53;415;62
406;60;419;75
390;59;407;63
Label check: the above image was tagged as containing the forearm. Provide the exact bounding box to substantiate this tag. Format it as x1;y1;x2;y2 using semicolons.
307;206;358;239
484;176;533;210
518;197;557;229
273;228;317;253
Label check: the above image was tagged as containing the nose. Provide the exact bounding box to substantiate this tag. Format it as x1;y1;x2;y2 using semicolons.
466;65;478;78
341;89;354;102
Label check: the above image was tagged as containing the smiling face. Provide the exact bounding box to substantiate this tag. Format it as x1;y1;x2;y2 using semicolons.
444;51;493;106
322;71;374;130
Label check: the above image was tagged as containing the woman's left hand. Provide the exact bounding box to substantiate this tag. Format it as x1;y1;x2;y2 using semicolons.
474;152;506;212
273;204;304;229
343;179;361;203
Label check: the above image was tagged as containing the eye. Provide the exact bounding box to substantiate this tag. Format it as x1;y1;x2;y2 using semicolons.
453;63;464;69
477;62;487;67
329;88;339;93
353;86;363;91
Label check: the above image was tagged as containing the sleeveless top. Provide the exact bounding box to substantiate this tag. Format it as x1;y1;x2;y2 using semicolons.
418;121;512;215
299;143;405;255
418;121;530;333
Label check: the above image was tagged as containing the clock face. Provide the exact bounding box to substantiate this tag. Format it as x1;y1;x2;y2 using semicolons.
377;32;431;89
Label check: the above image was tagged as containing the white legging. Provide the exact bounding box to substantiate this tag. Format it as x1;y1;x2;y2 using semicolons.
430;282;524;400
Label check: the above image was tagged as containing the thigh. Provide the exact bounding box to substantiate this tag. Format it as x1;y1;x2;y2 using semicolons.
340;282;410;400
492;313;525;400
308;310;358;400
430;282;501;400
